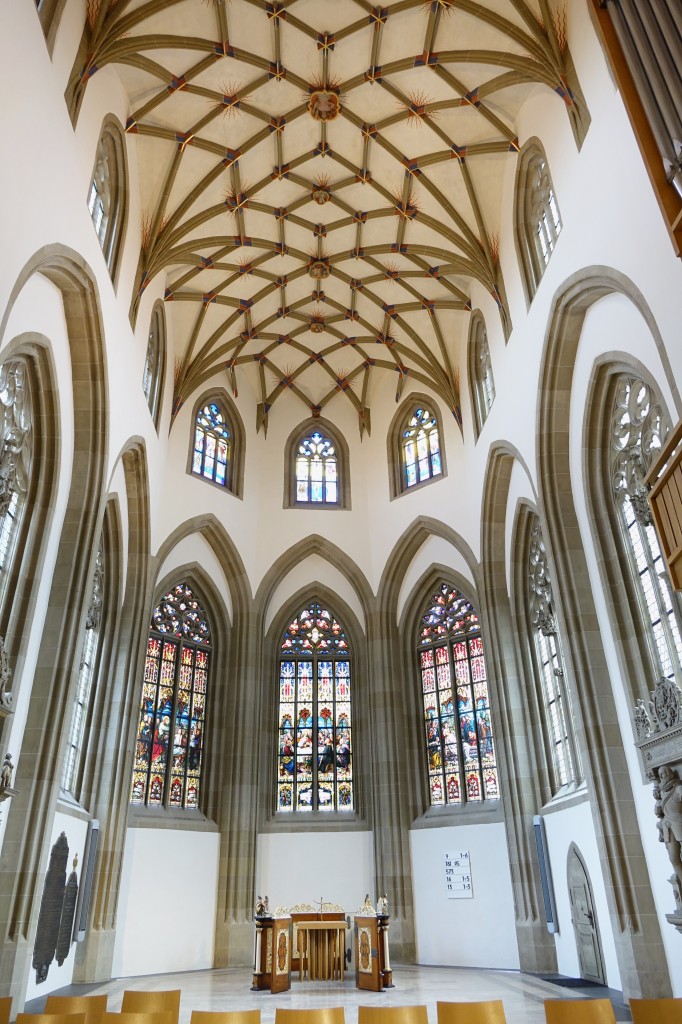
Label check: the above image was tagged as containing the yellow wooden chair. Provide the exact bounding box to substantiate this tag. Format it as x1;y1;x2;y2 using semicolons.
102;1012;170;1024
544;1000;616;1024
16;1014;86;1024
275;1010;345;1024
45;995;107;1024
121;991;181;1024
630;998;682;1024
0;997;12;1024
358;1007;428;1024
190;1012;261;1024
437;1001;506;1024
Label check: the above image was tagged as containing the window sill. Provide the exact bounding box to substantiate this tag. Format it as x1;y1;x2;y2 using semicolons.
411;800;505;829
127;805;219;831
57;791;93;821
261;811;368;833
540;779;589;815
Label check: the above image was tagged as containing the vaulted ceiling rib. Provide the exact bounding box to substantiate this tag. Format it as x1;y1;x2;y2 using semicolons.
68;0;587;435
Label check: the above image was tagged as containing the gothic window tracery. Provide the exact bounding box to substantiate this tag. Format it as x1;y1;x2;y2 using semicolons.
400;406;442;491
610;375;682;679
0;359;32;576
143;303;166;430
130;583;210;810
469;314;496;437
418;583;499;807
88;120;127;279
515;141;562;302
528;516;578;790
294;430;338;504
192;399;232;489
277;602;353;814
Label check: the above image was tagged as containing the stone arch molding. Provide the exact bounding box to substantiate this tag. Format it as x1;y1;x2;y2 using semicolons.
154;513;251;612
535;266;674;996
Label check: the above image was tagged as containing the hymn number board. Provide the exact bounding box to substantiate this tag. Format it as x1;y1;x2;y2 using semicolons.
444;850;473;899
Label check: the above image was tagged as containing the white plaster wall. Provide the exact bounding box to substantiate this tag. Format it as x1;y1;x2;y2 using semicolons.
397;536;477;628
265;555;366;635
541;801;621;990
113;828;220;977
156;533;234;625
256;830;374;916
410;822;519;969
25;811;90;1002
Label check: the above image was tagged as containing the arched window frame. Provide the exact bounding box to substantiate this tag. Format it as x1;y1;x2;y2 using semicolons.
415;580;500;809
387;393;447;499
514;139;563;304
608;372;682;686
283;417;351;510
87;117;128;284
143;301;167;432
187;388;245;498
274;599;354;816
130;581;212;812
0;357;34;618
35;0;68;53
468;311;496;439
517;508;581;797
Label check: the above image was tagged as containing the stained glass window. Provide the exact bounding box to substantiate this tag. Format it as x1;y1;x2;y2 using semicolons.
130;582;210;810
277;602;353;813
143;304;165;429
611;375;682;679
88;121;126;277
516;142;562;301
401;406;442;490
192;401;231;488
470;315;495;436
418;583;498;807
295;430;338;504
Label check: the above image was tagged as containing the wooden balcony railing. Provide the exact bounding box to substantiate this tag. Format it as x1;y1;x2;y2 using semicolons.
645;419;682;591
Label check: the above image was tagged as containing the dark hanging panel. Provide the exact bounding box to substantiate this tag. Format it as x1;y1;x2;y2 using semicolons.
56;858;79;965
32;832;69;983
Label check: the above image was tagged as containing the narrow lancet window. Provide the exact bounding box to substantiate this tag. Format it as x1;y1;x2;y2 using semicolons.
401;406;442;489
295;430;338;504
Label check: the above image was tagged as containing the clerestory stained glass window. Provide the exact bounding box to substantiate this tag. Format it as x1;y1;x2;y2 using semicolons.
192;401;231;488
418;583;498;806
295;430;338;504
130;582;210;810
277;602;353;813
530;154;562;267
611;375;682;679
401;406;442;489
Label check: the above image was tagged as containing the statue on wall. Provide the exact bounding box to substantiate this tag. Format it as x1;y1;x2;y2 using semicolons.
0;633;12;710
376;893;388;916
0;751;13;790
654;765;682;910
255;895;270;918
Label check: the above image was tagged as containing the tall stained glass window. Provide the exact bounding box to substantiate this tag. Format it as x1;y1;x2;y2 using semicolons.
295;430;338;504
130;582;210;810
401;406;442;490
192;400;231;488
611;375;682;679
418;583;498;806
277;602;353;813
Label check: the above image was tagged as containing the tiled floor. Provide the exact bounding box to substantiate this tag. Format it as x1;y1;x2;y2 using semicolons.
26;966;631;1024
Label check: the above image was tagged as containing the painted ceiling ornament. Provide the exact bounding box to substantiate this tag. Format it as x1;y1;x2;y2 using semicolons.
528;516;557;637
309;260;330;280
312;188;330;205
308;89;341;122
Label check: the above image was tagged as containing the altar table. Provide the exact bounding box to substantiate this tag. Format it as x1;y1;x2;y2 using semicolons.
296;920;349;981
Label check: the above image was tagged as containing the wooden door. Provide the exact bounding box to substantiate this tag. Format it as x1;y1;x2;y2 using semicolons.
567;844;605;984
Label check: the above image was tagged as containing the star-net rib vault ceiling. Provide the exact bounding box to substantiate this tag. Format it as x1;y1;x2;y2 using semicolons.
68;0;587;434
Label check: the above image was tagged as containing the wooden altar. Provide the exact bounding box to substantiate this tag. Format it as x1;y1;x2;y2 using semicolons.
354;914;393;991
251;916;291;993
296;920;349;981
290;903;347;975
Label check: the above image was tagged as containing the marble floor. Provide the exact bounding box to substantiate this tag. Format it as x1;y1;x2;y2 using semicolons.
27;966;631;1024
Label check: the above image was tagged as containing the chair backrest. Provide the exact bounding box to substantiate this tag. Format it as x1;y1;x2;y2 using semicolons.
0;996;12;1024
102;1012;171;1024
544;1000;616;1024
121;992;181;1024
16;1015;86;1024
358;1007;428;1024
630;998;682;1024
274;1009;345;1024
190;1012;261;1024
437;1001;506;1024
45;996;107;1024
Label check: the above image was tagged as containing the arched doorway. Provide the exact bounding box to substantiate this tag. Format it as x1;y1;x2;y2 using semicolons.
567;844;606;983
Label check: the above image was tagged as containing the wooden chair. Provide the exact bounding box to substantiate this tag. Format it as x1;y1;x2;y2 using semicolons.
358;1008;428;1024
437;1001;506;1024
544;1000;616;1024
121;991;181;1024
275;1010;344;1024
45;996;107;1024
102;1012;171;1024
191;1012;261;1024
16;1015;86;1024
630;998;682;1024
0;997;11;1024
